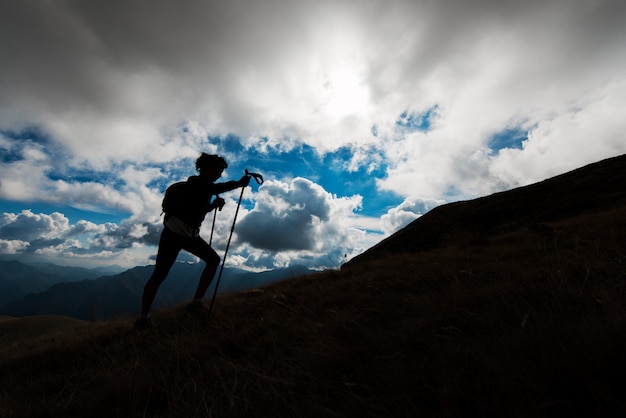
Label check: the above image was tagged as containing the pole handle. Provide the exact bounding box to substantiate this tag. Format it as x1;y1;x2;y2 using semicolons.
244;169;264;185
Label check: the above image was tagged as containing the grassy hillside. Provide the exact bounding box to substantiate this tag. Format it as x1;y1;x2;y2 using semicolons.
1;155;625;417
0;315;88;347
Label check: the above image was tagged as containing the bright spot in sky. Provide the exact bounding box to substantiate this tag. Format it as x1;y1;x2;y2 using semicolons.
324;65;370;117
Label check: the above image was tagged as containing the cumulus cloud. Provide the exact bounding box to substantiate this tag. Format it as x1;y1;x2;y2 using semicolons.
0;239;29;254
90;221;162;250
0;137;166;222
67;220;107;237
0;211;69;241
235;178;366;267
380;197;446;235
238;178;331;251
0;209;162;266
489;81;626;187
0;210;88;257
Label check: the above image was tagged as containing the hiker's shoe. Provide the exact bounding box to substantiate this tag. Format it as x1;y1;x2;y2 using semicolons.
186;301;210;319
134;315;152;330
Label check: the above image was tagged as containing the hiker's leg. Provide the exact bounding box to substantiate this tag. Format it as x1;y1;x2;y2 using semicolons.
184;237;220;300
194;257;219;300
141;228;181;316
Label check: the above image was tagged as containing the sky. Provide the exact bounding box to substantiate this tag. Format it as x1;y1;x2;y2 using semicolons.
1;0;625;271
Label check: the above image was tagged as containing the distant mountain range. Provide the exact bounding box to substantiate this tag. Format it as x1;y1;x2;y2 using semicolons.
0;260;313;320
0;259;119;307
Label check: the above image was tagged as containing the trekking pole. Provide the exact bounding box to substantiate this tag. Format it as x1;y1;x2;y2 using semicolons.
208;169;263;319
208;195;219;246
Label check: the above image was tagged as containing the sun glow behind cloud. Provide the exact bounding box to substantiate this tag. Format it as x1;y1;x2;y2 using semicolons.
322;64;371;118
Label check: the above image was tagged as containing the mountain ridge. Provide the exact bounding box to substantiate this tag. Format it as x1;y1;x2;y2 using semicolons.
345;153;626;268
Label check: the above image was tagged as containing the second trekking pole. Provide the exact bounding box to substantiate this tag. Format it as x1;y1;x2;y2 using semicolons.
209;196;219;246
207;169;263;319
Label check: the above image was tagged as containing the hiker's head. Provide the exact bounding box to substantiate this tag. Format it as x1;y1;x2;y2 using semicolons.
196;153;227;179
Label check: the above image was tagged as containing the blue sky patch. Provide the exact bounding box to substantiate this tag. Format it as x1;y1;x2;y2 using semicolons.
396;105;439;132
204;136;402;217
1;128;56;162
0;200;129;225
488;127;528;154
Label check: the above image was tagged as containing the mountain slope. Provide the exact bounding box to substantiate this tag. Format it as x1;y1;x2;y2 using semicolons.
1;154;625;418
345;153;626;267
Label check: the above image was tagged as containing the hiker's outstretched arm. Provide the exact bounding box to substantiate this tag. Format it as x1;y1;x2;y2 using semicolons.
211;176;249;194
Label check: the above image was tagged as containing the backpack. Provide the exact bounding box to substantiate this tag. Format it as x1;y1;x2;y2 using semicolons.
161;181;191;218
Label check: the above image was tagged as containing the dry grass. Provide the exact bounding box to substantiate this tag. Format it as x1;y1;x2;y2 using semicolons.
1;200;626;416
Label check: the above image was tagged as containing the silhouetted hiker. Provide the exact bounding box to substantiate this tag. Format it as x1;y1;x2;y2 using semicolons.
135;153;250;328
